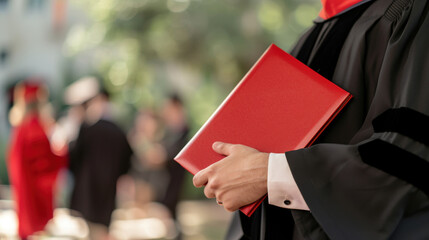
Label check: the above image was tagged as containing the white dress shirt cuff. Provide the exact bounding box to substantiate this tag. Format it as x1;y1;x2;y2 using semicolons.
267;153;310;211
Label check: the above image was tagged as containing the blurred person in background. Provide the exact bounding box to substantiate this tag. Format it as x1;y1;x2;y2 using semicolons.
160;94;190;221
7;79;68;239
128;109;168;206
65;77;133;240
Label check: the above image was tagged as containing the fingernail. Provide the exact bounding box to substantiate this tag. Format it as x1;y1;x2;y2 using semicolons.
192;175;199;186
213;141;221;149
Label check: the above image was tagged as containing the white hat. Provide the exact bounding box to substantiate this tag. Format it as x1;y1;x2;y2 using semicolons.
64;77;100;105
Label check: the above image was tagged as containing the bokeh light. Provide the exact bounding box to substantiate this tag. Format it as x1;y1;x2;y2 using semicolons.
109;61;129;86
258;2;284;32
167;0;190;13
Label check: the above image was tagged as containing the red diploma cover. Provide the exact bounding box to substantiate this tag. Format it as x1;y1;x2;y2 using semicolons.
174;44;352;216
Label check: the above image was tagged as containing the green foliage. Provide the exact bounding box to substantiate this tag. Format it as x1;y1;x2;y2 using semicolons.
67;0;320;121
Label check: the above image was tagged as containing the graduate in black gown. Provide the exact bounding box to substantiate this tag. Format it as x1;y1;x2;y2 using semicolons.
193;0;429;239
67;77;132;238
161;94;190;220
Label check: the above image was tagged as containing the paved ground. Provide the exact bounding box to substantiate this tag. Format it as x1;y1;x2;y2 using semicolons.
0;184;233;240
178;200;233;240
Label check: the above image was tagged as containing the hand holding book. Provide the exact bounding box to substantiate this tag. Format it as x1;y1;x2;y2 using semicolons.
193;142;269;212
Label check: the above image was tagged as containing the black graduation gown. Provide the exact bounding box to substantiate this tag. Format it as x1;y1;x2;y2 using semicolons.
239;0;429;239
69;119;132;226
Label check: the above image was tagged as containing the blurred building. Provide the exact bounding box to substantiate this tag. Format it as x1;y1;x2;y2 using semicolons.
0;0;68;183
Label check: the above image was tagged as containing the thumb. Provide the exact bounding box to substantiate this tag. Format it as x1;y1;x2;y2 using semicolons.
212;142;235;156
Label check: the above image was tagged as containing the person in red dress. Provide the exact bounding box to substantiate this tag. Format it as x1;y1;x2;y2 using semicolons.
7;80;68;239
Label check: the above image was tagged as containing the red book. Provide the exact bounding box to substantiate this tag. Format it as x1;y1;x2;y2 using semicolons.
175;44;352;216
